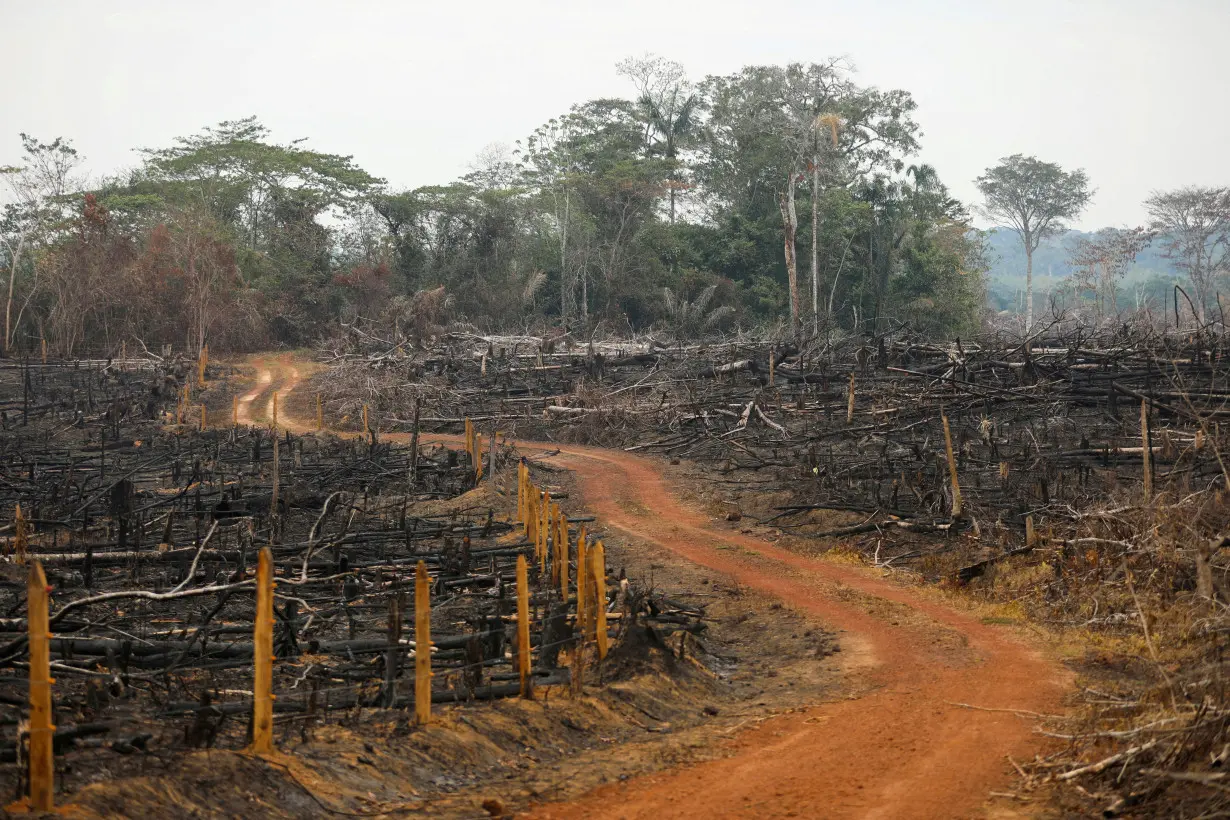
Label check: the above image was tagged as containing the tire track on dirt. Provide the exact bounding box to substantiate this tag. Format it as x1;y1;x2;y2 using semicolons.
249;357;1068;820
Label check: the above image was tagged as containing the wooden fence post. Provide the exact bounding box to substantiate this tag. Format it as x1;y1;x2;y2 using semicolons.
415;560;431;725
1141;399;1153;498
362;404;369;439
316;393;323;431
270;433;280;519
271;392;278;430
200;404;207;433
539;492;550;573
13;503;28;563
517;463;525;524
232;395;238;427
559;513;570;600
474;432;483;482
576;526;588;637
251;547;274;753
27;561;54;811
846;373;856;425
591;542;608;660
516;554;532;698
487;429;495;483
525;479;536;542
384;594;402;708
942;414;963;519
550;503;562;587
573;528;588;694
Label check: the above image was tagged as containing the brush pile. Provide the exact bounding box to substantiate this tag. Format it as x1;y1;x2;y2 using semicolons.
313;317;1230;815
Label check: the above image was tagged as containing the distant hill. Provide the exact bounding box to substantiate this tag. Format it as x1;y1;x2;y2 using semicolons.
983;228;1184;313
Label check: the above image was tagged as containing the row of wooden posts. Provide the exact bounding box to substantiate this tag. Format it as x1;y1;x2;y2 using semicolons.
11;422;610;811
517;458;610;672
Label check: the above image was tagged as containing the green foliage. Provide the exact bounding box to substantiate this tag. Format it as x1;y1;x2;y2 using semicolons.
3;61;1001;355
661;282;734;340
975;154;1093;246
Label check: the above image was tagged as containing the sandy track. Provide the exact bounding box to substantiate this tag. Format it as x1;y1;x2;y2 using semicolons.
246;357;1068;819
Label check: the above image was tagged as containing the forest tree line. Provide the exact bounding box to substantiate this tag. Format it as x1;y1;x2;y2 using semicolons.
2;55;1225;356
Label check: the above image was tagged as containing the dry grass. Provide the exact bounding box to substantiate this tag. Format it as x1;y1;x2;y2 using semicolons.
965;487;1230;816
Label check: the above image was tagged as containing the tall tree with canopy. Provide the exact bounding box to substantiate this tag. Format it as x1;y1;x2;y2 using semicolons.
1144;186;1230;325
698;61;920;338
975;155;1092;331
617;54;698;224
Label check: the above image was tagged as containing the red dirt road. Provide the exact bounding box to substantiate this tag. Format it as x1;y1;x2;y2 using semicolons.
245;356;1069;819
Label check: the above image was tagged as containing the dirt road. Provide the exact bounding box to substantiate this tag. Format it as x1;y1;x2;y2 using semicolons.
241;355;1068;819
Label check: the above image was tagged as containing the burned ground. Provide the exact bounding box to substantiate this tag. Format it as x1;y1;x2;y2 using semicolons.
306;324;1230;817
0;353;839;817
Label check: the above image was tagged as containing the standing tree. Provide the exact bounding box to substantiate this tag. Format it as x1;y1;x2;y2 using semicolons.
975;155;1092;331
1067;226;1151;322
811;113;840;330
42;194;134;356
1;134;84;353
616;54;697;224
1144;186;1230;325
139;205;239;354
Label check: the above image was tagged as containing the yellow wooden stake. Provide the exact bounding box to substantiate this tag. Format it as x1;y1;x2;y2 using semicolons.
592;542;608;660
1141;399;1153;498
200;404;207;432
516;554;532;698
525;479;536;542
232;395;238;427
572;526;587;696
576;526;588;639
539;492;550;573
1025;515;1036;547
550;503;562;586
271;392;278;430
942;414;963;519
517;464;525;524
362;404;369;438
316;393;323;431
769;350;775;385
27;561;54;811
846;372;856;425
415;560;431;725
40;338;46;364
251;547;275;753
559;513;570;600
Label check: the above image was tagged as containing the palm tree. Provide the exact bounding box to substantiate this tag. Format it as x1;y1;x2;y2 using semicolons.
662;283;733;341
638;90;699;224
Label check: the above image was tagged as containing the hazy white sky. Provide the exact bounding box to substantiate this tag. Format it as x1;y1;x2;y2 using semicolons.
4;0;1227;230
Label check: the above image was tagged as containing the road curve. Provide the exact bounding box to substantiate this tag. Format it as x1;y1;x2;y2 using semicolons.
241;355;1068;820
